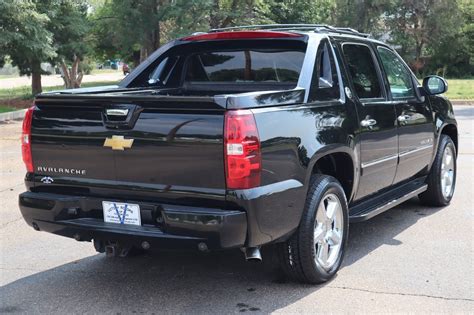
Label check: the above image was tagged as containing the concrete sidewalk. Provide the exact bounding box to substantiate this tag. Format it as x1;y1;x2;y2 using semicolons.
0;72;123;90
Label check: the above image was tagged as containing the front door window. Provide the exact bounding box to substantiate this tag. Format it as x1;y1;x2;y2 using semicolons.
377;47;415;99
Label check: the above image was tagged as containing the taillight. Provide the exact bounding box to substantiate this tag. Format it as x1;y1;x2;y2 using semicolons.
224;110;261;189
21;106;34;172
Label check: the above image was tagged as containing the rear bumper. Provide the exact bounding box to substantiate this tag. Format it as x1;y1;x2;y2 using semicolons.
19;192;247;250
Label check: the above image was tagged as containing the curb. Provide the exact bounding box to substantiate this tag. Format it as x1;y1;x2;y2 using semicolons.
0;109;27;122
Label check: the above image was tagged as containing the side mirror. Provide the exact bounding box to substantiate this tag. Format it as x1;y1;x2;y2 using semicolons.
422;75;448;95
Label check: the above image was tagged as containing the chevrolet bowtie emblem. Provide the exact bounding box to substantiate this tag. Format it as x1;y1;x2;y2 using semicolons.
103;135;134;151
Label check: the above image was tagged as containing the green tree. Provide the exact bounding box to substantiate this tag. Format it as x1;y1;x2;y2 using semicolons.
384;0;463;75
48;0;91;88
209;0;263;29
0;0;91;94
91;0;261;65
263;0;335;25
426;0;474;77
0;0;56;95
91;0;180;65
334;0;392;34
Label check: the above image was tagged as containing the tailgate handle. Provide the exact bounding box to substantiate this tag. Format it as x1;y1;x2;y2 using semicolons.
103;104;142;129
106;109;129;116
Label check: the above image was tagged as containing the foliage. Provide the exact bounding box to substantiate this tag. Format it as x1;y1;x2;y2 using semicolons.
0;0;91;94
334;0;392;35
0;1;56;75
90;0;265;66
1;0;473;95
263;0;335;24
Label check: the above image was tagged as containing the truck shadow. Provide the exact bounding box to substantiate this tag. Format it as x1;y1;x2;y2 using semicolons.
1;197;443;314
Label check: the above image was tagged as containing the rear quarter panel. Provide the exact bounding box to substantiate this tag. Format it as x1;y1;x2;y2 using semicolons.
226;102;358;246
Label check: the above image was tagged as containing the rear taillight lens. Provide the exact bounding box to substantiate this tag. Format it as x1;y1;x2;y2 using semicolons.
224;110;261;189
21;106;34;172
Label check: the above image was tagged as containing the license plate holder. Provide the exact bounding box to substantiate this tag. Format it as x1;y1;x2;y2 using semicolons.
102;201;141;226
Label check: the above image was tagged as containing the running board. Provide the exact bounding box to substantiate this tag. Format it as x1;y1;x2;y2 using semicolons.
349;178;428;222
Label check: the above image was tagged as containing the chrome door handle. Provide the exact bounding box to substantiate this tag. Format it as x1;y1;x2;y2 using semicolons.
397;115;410;122
361;119;377;127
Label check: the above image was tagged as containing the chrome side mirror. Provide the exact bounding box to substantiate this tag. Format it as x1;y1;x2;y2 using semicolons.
422;75;448;95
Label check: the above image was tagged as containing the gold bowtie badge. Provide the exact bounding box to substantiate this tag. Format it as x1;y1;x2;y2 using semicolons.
103;135;134;151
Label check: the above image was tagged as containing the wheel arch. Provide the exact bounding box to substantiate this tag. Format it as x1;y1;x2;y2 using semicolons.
439;123;458;154
306;145;357;202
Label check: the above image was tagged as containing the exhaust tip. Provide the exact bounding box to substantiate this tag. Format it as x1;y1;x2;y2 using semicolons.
243;247;262;262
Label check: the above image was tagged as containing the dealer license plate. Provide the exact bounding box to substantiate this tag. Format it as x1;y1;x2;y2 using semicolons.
102;201;141;226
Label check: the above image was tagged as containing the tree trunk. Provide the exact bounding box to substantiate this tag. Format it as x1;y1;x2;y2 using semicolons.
210;0;221;29
140;22;160;63
31;60;42;95
61;56;83;89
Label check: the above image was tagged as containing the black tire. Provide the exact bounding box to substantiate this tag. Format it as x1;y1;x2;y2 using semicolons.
419;135;457;206
276;175;349;284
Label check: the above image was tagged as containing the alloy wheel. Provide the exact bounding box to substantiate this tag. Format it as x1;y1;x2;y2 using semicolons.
313;193;344;270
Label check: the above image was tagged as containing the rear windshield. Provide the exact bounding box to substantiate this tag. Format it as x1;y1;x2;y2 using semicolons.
185;50;304;83
127;40;307;94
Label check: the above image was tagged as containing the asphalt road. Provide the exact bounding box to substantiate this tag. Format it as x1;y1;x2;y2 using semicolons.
1;106;473;314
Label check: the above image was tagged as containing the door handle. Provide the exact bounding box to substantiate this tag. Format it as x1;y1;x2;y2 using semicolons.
361;119;377;127
397;115;410;122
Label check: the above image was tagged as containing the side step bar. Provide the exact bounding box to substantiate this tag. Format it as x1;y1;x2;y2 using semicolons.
349;177;427;222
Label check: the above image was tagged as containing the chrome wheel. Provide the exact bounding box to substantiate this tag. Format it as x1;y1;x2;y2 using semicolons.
441;146;455;198
313;193;343;270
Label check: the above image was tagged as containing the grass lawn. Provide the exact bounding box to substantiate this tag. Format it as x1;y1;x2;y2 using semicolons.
0;105;16;113
445;79;474;100
91;68;121;75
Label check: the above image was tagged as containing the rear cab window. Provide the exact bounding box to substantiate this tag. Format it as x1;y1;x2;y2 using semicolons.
128;39;307;95
309;39;341;102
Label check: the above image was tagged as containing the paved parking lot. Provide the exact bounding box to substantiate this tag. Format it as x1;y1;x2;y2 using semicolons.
1;106;473;313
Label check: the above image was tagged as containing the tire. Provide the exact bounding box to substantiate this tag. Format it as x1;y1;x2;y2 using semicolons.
276;175;349;284
419;135;457;206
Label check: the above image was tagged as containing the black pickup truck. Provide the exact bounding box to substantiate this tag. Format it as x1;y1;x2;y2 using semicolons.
19;25;458;284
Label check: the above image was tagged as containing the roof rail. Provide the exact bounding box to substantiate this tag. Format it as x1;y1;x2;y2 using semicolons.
208;24;370;38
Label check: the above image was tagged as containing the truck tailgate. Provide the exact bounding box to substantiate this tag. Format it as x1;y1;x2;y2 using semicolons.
31;96;226;202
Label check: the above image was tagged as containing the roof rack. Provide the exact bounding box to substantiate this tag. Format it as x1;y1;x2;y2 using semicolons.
208;24;370;38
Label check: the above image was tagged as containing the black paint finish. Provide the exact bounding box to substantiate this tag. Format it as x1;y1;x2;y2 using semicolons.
20;32;457;250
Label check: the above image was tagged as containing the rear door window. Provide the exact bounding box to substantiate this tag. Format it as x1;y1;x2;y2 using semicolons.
342;43;383;99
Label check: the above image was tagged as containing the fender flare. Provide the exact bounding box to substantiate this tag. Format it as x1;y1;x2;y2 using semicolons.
304;144;359;202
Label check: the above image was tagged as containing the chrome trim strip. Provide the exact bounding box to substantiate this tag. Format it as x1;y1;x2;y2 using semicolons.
361;154;398;169
399;144;433;158
361;144;434;169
